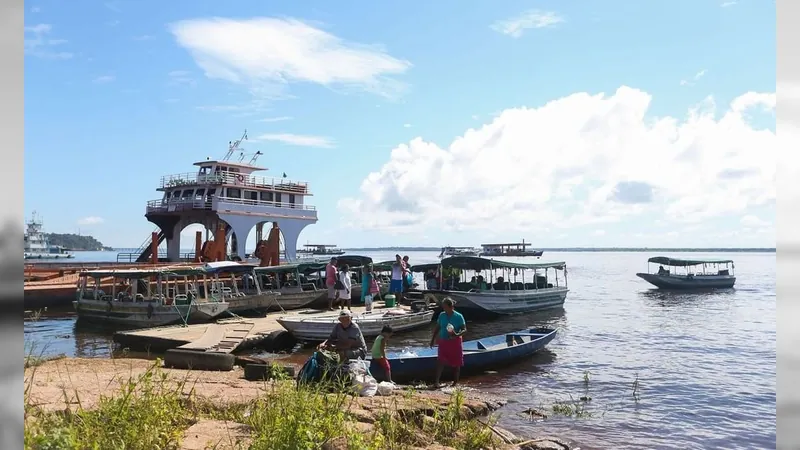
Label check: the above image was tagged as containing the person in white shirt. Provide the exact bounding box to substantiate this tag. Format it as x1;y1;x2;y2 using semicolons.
336;264;353;311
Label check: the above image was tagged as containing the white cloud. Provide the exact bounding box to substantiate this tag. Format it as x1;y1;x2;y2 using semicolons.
338;86;776;237
132;34;155;41
77;216;104;225
255;133;335;148
259;116;293;123
168;17;412;99
491;10;564;38
93;75;115;83
403;123;412;128
30;6;41;13
24;24;73;59
680;69;707;87
592;230;606;237
721;1;738;7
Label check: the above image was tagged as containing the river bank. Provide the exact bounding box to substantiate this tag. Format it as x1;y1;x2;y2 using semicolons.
24;357;578;449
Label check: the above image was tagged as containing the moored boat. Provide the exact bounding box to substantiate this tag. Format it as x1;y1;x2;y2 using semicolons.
636;256;736;289
201;261;282;314
277;307;434;342
73;266;229;328
406;256;568;316
297;244;346;256
253;262;329;311
23;212;75;260
368;327;558;383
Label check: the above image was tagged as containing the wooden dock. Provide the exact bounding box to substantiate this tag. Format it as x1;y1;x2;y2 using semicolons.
113;304;387;354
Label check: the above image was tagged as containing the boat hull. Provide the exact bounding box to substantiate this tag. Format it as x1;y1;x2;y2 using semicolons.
269;288;321;311
413;287;568;315
370;327;557;382
73;299;229;328
24;253;75;260
227;292;283;314
278;309;434;341
636;273;736;289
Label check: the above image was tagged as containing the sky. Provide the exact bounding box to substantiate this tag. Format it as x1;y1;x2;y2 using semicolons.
23;0;776;250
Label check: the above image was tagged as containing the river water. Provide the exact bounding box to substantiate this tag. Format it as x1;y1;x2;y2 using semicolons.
24;250;776;449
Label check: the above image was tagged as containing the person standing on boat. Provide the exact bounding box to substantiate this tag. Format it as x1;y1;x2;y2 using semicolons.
362;264;380;313
336;264;353;311
326;257;338;310
429;297;466;388
390;254;405;302
402;255;412;292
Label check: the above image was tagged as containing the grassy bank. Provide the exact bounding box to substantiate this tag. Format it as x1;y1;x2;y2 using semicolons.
24;358;524;450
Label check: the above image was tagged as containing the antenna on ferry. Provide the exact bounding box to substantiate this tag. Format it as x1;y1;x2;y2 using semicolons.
248;150;263;166
223;130;248;161
238;151;246;162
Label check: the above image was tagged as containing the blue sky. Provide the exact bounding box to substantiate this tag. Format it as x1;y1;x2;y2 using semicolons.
24;0;776;250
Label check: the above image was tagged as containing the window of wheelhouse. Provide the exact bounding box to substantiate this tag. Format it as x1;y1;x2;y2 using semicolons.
246;190;258;201
181;189;193;200
226;188;241;198
198;166;211;175
275;193;282;204
171;190;182;200
260;191;274;202
194;189;206;200
288;194;296;205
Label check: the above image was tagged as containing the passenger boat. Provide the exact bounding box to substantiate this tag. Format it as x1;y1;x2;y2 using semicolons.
438;246;482;258
200;261;282;314
406;256;568;316
73;266;230;328
253;262;329;311
297;244;346;256
277;307;434;342
480;241;543;257
636;256;736;289
368;327;558;383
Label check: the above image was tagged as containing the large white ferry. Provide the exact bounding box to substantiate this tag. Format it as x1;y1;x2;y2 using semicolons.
133;130;318;263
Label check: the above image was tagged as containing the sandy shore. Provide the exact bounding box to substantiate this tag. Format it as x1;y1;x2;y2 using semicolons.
24;357;575;450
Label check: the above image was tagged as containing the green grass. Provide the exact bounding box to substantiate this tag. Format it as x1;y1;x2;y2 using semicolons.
24;360;502;450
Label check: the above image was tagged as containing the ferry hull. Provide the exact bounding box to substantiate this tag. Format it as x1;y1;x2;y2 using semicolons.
73;299;228;328
416;287;568;315
636;273;736;290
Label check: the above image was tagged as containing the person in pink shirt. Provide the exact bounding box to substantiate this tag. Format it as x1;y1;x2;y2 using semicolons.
326;257;338;310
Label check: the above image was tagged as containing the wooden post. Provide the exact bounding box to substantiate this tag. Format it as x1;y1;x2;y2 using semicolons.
195;231;202;262
215;226;226;261
150;231;158;265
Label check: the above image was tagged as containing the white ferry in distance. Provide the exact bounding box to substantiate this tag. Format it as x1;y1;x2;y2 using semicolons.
23;211;75;260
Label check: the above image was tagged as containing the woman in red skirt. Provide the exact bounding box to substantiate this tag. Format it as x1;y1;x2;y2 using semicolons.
429;297;467;388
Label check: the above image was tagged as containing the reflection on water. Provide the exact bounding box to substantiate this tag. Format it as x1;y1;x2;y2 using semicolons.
24;250;777;449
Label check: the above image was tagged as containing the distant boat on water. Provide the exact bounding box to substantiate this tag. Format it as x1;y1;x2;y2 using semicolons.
636;256;736;289
23;212;74;260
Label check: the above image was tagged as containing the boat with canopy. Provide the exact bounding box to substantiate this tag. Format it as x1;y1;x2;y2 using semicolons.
405;256;569;315
636;256;736;289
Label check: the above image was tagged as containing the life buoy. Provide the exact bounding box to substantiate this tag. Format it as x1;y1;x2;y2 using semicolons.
236;174;245;183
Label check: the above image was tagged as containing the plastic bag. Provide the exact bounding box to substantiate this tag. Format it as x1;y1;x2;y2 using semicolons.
352;373;378;397
376;381;395;396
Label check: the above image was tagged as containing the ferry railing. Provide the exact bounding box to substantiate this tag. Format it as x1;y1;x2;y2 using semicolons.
159;172;311;194
146;197;317;213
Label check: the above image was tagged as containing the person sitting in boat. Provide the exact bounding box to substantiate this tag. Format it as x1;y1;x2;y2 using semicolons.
657;265;668;275
476;275;488;290
426;270;439;290
430;297;466;388
319;309;367;362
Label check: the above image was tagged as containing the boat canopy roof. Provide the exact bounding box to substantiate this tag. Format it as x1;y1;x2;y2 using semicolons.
409;256;565;271
334;255;373;268
254;262;328;274
647;256;734;267
202;261;258;274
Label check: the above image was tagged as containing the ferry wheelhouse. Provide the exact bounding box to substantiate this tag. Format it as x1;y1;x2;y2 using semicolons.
142;131;318;263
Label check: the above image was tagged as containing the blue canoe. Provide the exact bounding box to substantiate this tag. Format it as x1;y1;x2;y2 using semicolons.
368;327;558;383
